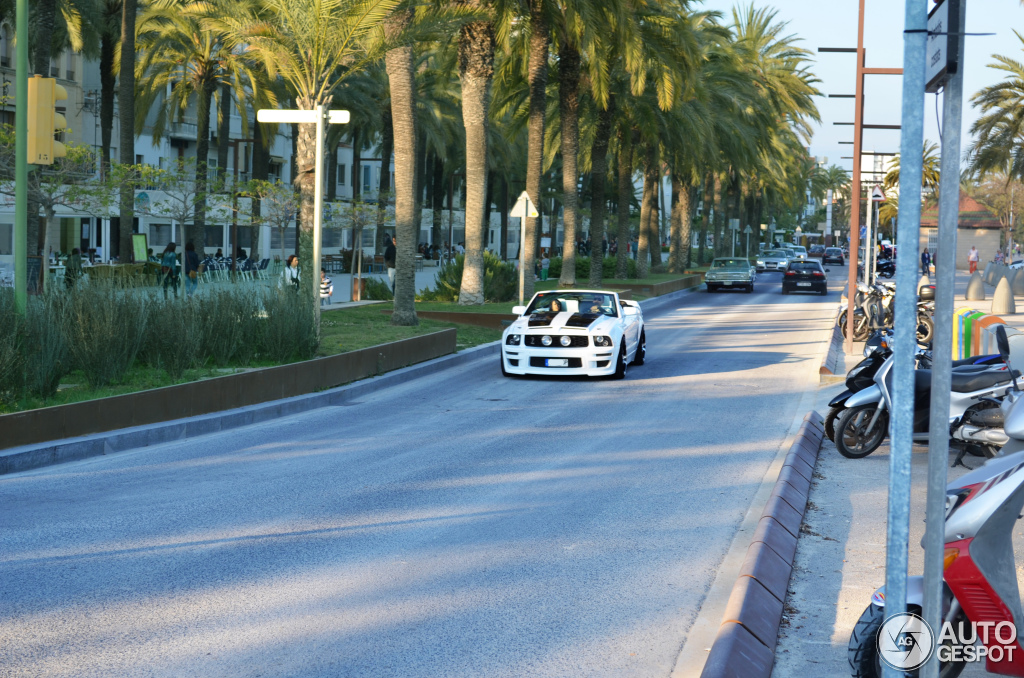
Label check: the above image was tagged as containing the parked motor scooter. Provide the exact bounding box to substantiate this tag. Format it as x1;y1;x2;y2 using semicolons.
832;351;1017;459
848;325;1024;678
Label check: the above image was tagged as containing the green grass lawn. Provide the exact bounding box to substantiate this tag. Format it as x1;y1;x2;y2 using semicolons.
3;308;500;414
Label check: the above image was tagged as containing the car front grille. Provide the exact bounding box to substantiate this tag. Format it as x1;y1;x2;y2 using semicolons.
524;335;589;348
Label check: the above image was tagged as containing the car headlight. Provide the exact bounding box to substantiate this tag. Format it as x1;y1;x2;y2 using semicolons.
756;260;764;266
593;335;612;347
559;335;572;347
505;334;521;345
541;335;552;346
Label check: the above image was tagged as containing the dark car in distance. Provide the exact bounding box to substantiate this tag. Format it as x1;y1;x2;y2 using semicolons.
809;244;826;257
823;247;845;265
782;261;829;295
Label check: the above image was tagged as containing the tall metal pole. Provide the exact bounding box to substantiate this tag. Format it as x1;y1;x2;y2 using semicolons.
921;4;966;676
518;215;526;305
845;0;867;355
14;0;28;314
312;105;324;319
884;4;928;675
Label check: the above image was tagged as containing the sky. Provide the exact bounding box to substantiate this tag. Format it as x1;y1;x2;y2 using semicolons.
699;0;1024;181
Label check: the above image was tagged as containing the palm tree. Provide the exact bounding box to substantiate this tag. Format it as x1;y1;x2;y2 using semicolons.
220;0;401;315
136;0;273;254
119;0;137;260
456;0;496;305
966;31;1024;181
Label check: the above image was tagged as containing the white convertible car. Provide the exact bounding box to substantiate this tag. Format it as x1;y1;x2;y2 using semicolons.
501;290;646;378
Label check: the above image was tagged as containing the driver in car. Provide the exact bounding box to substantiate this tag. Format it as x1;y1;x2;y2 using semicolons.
588;297;605;314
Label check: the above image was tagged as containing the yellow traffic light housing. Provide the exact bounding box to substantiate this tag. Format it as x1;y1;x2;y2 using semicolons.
26;75;68;164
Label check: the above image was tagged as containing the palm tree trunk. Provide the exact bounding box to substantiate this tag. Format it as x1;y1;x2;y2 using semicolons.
250;122;269;258
327;146;338;202
385;8;419;326
293;91;324;315
698;174;711;264
615;130;632;279
637;144;658;278
431;155;444;245
193;79;216;258
99;28;116;176
712;172;724;256
351;129;362;199
457;12;494;305
375;110;394;254
499;175;509;260
684;183;696;269
523;0;549;300
118;0;137;261
668;172;681;273
217;84;231;184
557;42;581;287
588;100;614;286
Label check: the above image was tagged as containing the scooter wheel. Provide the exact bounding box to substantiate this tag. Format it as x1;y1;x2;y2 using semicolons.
835;404;888;459
824;406;843;443
917;314;934;345
848;602;884;678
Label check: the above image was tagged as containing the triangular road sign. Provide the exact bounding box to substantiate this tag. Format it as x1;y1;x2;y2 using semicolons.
871;185;885;202
510;191;539;218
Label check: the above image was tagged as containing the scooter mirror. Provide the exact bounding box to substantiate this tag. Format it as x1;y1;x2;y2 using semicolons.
997;324;1011;362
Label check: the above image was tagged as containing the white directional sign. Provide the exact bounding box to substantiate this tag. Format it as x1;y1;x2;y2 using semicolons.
257;107;349;304
871;186;886;202
743;225;753;234
510;191;539;219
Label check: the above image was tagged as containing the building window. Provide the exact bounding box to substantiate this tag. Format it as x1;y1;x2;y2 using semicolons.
65;52;75;80
338;163;346;186
363;165;371;192
205;226;224;248
50;57;59;77
0;26;10;67
149;223;172;248
268;161;282;184
270;227;297;251
322;229;342;248
0;223;11;255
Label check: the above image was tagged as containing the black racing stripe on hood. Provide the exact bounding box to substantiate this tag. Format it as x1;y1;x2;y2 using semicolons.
528;313;557;327
564;313;601;328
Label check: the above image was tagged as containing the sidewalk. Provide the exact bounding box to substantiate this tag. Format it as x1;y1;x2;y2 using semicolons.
772;268;1024;677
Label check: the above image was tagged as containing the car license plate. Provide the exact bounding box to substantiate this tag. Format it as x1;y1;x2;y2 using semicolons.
723;281;732;286
546;358;569;367
797;282;811;287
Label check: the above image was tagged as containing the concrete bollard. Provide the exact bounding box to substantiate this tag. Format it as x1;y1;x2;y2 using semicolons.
966;271;986;301
993;277;1016;314
984;262;994;284
1013;268;1024;296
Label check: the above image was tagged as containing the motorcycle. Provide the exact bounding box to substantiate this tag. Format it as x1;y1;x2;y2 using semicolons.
838;283;933;345
832;350;1016;459
848;325;1024;678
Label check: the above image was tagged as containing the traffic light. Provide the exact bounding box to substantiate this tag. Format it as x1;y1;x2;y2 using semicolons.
27;75;67;165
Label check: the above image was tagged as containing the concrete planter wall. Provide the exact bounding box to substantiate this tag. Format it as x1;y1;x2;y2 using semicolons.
0;329;456;450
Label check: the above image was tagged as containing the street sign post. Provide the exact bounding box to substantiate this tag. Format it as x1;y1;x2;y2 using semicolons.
14;0;27;313
511;190;538;305
256;107;348;307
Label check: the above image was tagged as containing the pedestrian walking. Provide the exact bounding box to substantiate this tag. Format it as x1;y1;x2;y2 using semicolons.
921;249;931;277
384;235;397;292
183;241;200;298
160;242;179;298
320;269;333;306
64;247;82;289
969;245;979;274
282;254;300;291
540;252;550;281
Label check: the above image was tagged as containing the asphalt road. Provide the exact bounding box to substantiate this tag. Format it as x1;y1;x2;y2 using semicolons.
1;267;842;678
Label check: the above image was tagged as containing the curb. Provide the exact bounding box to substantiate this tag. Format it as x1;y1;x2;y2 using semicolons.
0;342;500;476
699;411;825;678
818;322;845;384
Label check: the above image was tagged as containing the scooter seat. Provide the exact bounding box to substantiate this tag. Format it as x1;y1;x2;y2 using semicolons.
950;369;1016;393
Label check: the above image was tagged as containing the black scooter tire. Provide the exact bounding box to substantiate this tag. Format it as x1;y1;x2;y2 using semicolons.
824;406;843;443
835;404;888;458
848;602;967;678
917;314;934;345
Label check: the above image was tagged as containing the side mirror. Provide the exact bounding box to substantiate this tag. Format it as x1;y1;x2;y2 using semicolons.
825;268;831;272
997;324;1011;362
622;305;638;316
512;305;527;316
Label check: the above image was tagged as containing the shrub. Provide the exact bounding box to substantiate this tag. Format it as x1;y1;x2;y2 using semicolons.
65;283;149;388
0;288;23;405
259;288;319;363
141;297;204;378
547;256;636;281
23;290;72;397
364;277;393;300
418;252;517;302
196;287;262;367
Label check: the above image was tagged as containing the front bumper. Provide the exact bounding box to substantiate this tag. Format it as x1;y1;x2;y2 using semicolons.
757;262;787;271
501;344;617;376
783;281;827;293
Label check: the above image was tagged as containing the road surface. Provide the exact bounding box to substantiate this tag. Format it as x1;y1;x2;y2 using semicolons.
1;268;842;677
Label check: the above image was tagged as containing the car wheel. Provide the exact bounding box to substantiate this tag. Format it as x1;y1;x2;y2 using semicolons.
611;341;628;379
781;286;789;294
747;284;754;293
706;284;716;293
820;288;828;296
631;330;646;366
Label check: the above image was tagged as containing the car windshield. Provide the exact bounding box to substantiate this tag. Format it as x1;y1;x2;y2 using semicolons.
790;262;822;272
711;258;750;269
764;250;787;258
526;291;618;317
791;246;807;254
826;248;842;255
